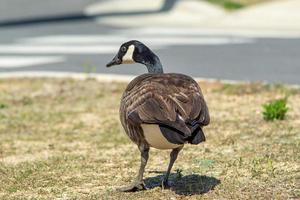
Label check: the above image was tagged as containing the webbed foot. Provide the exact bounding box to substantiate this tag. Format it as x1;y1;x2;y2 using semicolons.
117;181;147;192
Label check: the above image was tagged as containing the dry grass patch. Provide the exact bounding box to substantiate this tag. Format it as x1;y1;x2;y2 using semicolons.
0;78;299;199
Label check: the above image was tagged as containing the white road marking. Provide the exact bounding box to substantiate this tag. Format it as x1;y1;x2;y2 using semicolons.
144;37;253;45
19;35;253;46
19;35;128;44
0;28;255;68
0;45;119;54
120;27;300;38
0;56;65;68
122;27;233;35
0;71;136;82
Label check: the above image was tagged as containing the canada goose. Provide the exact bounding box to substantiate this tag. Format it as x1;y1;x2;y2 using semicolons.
106;40;210;192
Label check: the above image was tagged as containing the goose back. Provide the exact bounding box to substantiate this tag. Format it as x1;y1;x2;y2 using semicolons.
120;73;210;146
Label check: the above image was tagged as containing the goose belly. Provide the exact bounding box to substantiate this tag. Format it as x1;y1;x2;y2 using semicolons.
141;124;183;149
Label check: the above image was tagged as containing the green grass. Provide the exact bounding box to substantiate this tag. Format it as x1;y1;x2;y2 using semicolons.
205;0;273;10
0;78;299;199
206;0;244;10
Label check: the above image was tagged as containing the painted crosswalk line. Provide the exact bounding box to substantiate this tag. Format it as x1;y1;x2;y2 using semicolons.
0;27;255;68
20;35;253;46
0;56;65;68
0;45;119;54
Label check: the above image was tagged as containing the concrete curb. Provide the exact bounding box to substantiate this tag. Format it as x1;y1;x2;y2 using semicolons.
0;71;135;83
0;71;299;88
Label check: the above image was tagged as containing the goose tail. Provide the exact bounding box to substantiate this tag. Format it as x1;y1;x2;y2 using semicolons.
159;123;206;145
187;126;206;144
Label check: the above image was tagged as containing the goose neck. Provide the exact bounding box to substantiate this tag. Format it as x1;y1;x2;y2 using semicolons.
145;56;164;74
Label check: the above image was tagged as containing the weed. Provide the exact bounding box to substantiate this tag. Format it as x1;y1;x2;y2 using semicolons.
175;168;183;179
251;157;277;179
0;103;8;109
251;158;263;178
204;0;272;10
266;158;276;178
206;0;244;10
82;63;97;75
262;97;288;121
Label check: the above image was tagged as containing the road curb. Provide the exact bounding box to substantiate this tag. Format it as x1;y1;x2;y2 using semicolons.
0;71;299;88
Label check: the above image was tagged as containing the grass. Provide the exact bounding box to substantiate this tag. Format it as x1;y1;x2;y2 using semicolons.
205;0;273;10
0;78;299;199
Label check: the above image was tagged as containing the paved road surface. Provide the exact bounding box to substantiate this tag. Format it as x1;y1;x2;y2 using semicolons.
0;1;299;84
0;0;98;22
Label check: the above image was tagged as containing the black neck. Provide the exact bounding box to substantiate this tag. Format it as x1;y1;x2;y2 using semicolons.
144;54;164;74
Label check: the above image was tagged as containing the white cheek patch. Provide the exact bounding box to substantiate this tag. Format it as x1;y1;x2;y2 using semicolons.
122;45;135;64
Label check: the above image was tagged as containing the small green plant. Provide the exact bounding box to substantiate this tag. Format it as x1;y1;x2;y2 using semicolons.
206;0;244;10
175;168;183;179
262;97;288;121
0;103;8;109
82;63;96;75
251;156;276;178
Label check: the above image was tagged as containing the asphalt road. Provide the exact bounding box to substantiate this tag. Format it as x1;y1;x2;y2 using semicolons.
0;0;98;22
0;1;299;84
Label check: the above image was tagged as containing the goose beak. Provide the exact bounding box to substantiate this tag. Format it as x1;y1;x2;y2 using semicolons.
106;55;121;67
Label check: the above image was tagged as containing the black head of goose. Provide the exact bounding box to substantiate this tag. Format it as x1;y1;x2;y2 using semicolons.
106;40;210;192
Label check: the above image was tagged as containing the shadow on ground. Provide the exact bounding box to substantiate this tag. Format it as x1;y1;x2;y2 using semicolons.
144;172;220;195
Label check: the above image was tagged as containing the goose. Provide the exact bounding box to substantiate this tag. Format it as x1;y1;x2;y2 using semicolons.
106;40;210;192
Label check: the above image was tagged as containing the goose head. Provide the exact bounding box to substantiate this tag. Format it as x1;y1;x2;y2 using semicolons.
106;40;163;74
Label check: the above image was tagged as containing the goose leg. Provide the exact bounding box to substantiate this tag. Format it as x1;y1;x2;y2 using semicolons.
117;144;150;192
162;146;183;189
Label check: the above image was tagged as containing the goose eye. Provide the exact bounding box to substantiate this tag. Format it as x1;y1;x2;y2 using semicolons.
121;46;127;52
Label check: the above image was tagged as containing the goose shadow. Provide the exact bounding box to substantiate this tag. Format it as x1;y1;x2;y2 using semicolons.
144;172;220;195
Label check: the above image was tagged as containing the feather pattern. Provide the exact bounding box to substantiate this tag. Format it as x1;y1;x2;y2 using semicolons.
120;73;210;146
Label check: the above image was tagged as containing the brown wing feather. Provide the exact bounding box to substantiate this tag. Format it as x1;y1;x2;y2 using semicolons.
120;73;210;141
